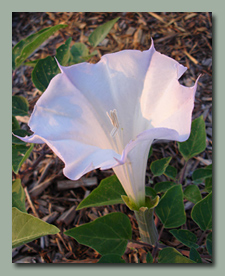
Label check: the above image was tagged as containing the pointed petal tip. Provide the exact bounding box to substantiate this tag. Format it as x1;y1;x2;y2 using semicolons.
54;57;64;73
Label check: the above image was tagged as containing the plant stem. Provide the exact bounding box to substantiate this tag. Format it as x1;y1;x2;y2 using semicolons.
134;207;158;245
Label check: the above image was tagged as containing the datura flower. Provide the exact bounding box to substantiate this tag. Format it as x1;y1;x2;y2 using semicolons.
17;40;198;209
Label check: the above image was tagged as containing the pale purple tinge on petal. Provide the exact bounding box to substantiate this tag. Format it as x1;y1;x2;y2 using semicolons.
16;40;199;207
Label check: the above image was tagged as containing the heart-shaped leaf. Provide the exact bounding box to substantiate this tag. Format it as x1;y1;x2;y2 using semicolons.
164;165;177;180
155;185;186;228
12;207;60;248
12;96;29;117
77;175;157;210
191;192;212;231
189;247;202;263
158;247;195;263
178;116;206;161
64;212;132;256
183;185;202;204
169;229;198;248
32;37;72;92
154;181;176;193
150;157;172;177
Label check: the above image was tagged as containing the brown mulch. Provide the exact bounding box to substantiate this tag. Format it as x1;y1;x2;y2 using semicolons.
12;12;212;263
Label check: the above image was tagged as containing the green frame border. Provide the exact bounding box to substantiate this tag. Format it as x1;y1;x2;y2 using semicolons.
4;2;220;275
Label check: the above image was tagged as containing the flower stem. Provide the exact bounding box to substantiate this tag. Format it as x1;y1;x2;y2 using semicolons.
134;207;158;245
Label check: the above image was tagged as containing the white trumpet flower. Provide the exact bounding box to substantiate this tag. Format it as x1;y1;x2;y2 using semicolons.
17;40;198;208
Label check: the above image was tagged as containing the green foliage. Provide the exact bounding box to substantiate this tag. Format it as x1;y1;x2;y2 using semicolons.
64;212;132;256
206;232;212;255
12;129;31;145
12;96;29;116
145;186;157;199
158;247;195;263
12;116;20;131
32;38;72;92
191;192;212;231
77;175;157;210
98;254;126;263
169;229;198;249
69;42;89;64
12;144;34;174
150;156;172;177
12;24;67;69
183;185;202;204
178;116;206;161
32;56;60;92
88;17;120;48
154;181;176;193
146;251;153;263
12;179;26;213
205;177;212;193
164;165;177;180
12;207;60;248
155;185;186;228
190;247;202;263
77;175;125;210
192;166;212;182
56;37;72;66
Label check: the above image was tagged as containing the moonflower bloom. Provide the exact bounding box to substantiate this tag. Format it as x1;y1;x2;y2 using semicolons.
18;40;198;209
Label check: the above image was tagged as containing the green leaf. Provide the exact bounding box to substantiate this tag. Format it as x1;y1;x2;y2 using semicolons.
154;181;176;193
178;116;206;161
55;37;72;66
69;42;89;64
12;144;34;174
77;175;125;210
12;207;60;248
158;247;195;263
31;37;72;92
148;147;153;158
12;24;67;69
164;165;177;180
32;56;60;92
183;185;202;204
190;247;202;263
150;157;172;177
192;167;212;183
191;192;212;231
12;179;26;213
77;175;157;210
155;185;186;228
169;229;198;249
12;129;31;145
64;212;132;256
12;116;20;131
24;59;40;67
98;254;126;263
146;251;153;263
206;232;212;255
88;17;120;48
12;96;29;116
205;177;212;193
145;187;157;199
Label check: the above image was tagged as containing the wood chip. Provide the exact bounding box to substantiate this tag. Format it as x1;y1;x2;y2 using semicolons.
42;211;59;224
57;177;97;190
56;206;77;226
29;176;55;197
183;50;198;64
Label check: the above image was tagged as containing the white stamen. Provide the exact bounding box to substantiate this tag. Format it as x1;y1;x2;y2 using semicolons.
106;109;119;137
